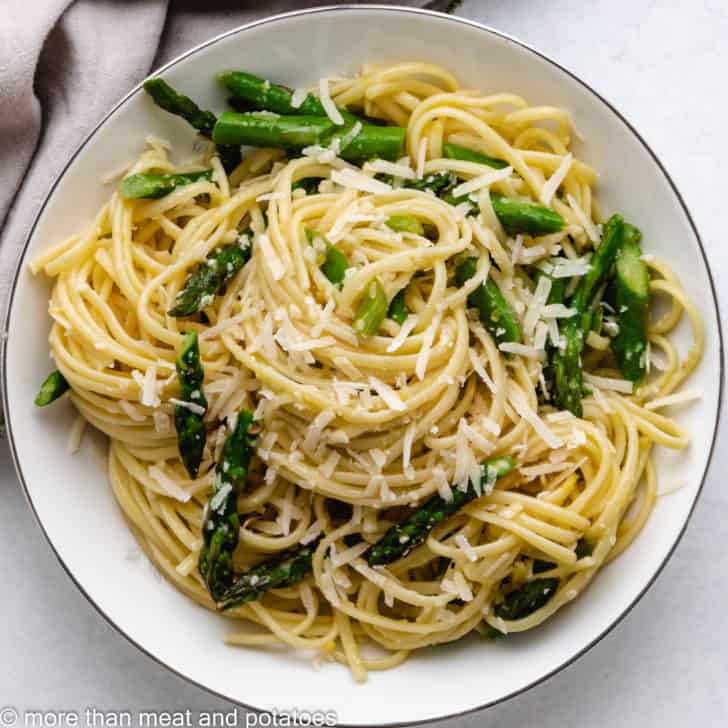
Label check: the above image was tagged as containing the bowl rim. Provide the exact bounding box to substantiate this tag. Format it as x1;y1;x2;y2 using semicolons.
2;4;724;725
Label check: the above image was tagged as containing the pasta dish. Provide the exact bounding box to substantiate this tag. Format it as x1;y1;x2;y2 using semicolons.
30;62;702;681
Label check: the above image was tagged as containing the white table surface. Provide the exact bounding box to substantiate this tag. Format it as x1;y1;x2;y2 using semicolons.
2;1;727;725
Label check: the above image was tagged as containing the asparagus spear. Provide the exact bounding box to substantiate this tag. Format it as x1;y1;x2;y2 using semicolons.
386;215;425;236
490;194;564;236
321;245;349;287
405;170;458;195
35;370;70;406
218;539;320;610
169;242;251;317
552;214;625;416
292;177;324;195
483;624;506;640
198;409;257;601
455;256;521;346
218;71;363;122
220;71;327;116
174;331;208;478
352;278;388;336
144;78;217;136
405;171;564;236
612;223;649;382
143;78;241;172
119;170;213;200
443;142;508;169
305;227;349;287
367;456;515;566
494;577;559;620
575;538;594;559
212;112;406;162
552;315;587;417
387;288;409;324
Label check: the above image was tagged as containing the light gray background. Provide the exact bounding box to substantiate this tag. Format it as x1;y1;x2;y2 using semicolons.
1;1;726;725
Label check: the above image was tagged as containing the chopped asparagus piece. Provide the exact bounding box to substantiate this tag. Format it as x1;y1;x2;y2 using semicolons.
455;256;521;346
443;142;508;169
494;578;559;620
174;331;208;478
119;171;213;200
218;539;320;610
199;410;256;601
352;278;388;336
613;223;648;382
321;245;349;287
143;78;217;136
169;242;251;317
212;112;406;162
387;288;409;324
552;214;625;416
292;177;324;195
575;538;594;559
367;456;515;566
218;70;365;125
386;215;424;236
490;194;564;236
35;370;70;406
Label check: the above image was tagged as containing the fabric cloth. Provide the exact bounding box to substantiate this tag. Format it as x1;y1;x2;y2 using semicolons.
0;0;433;312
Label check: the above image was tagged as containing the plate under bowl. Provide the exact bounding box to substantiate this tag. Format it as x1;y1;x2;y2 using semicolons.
2;5;722;726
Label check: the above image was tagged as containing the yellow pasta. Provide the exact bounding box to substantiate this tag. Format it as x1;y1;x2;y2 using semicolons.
31;62;701;681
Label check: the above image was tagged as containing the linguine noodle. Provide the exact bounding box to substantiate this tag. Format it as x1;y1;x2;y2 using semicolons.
31;62;702;681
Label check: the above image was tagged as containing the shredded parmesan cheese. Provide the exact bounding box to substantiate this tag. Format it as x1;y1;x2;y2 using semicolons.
149;464;191;503
452;166;513;197
369;376;406;412
330;168;392;194
540;153;572;206
318;78;345;125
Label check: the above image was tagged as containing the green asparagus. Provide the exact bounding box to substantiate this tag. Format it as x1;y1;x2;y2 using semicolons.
169;242;251;317
443;142;508;169
174;331;208;478
321;245;349;287
494;578;559;620
387;288;409;324
532;558;556;574
571;215;625;315
292;177;324;195
143;78;241;172
483;624;506;640
386;215;425;236
490;194;564;236
612;223;649;382
35;370;70;406
212;112;406;162
119;171;213;200
199;409;256;601
553;214;625;416
455;256;521;346
218;71;362;122
144;78;217;136
575;538;594;559
352;278;388;336
367;456;515;566
305;227;349;287
405;170;458;195
405;171;564;237
218;539;320;610
552;314;587;417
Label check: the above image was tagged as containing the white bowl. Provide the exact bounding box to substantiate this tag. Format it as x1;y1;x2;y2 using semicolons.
3;5;723;725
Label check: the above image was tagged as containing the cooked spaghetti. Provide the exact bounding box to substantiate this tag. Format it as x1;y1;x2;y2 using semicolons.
30;62;702;681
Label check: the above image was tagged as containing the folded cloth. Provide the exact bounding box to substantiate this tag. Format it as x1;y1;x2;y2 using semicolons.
0;0;436;314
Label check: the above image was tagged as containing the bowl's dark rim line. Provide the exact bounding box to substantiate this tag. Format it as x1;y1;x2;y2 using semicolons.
1;4;723;727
